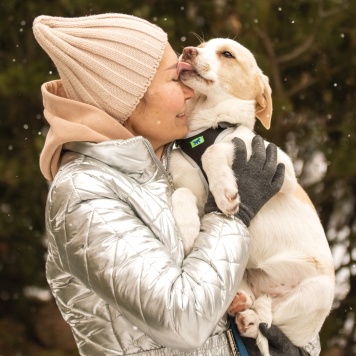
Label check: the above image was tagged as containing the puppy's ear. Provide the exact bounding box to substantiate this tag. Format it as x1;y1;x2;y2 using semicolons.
255;74;272;130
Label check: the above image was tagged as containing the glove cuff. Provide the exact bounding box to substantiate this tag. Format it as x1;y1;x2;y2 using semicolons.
204;205;221;214
204;192;221;215
235;204;254;227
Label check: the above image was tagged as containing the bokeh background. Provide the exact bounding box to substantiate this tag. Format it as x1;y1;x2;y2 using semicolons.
0;0;355;355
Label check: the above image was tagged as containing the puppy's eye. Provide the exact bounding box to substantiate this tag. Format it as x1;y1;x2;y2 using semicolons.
221;51;235;58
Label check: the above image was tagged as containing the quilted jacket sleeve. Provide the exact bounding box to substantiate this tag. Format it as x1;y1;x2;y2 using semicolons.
46;168;250;351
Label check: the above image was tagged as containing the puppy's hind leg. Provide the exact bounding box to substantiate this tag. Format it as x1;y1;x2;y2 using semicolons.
254;295;273;356
272;275;335;347
236;295;272;356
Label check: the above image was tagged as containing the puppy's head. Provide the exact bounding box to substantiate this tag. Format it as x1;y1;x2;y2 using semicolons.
178;38;272;129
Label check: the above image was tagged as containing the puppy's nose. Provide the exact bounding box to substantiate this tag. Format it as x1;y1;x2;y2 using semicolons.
182;47;198;60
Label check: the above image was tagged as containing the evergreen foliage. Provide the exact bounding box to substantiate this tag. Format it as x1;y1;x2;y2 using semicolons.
0;0;354;354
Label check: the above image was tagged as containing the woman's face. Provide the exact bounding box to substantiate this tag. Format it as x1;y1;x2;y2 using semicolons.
124;43;194;157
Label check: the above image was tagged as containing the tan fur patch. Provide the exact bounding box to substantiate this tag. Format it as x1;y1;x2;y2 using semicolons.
294;184;315;210
216;49;256;99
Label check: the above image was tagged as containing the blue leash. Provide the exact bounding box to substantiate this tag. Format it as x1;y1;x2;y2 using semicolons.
229;315;249;356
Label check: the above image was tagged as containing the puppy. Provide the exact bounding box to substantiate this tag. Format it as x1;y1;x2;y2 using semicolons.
169;38;335;355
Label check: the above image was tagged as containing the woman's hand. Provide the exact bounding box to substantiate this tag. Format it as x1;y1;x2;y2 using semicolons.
205;135;285;226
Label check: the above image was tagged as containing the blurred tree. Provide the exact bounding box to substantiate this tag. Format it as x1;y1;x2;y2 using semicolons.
0;0;354;354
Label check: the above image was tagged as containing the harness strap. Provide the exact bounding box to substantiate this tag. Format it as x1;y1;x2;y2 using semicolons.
176;126;226;182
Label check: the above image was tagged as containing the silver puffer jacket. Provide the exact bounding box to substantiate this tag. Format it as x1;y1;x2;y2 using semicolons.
45;137;250;355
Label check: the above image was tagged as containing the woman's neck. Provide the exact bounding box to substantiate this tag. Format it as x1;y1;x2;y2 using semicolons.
154;146;164;160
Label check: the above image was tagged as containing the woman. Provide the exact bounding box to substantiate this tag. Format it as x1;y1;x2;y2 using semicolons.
33;13;314;355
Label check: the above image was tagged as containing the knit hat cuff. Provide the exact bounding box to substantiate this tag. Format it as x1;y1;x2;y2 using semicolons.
33;13;168;123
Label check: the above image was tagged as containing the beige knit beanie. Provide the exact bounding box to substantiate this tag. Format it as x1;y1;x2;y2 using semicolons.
33;13;168;123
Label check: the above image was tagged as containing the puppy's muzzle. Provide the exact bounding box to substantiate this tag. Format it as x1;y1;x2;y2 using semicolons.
182;47;198;61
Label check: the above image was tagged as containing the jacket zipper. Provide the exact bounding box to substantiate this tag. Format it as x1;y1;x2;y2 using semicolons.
142;140;175;191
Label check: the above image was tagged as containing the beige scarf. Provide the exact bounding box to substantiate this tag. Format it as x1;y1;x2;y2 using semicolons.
39;80;133;181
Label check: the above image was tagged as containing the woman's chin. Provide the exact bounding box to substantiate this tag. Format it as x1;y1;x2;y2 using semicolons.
175;125;189;139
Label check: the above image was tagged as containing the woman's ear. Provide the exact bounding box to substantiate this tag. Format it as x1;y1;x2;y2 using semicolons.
255;74;272;129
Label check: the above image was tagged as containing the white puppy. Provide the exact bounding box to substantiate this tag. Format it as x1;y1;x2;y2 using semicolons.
170;38;335;356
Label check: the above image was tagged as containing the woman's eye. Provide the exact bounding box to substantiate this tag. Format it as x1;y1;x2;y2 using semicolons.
173;78;179;82
221;51;234;58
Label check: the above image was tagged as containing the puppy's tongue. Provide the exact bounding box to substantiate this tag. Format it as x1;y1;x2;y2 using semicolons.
177;62;194;75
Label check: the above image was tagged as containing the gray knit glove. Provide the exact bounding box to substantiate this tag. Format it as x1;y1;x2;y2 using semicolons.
241;323;310;356
205;136;285;226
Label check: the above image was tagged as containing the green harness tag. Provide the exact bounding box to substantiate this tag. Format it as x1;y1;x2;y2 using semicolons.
190;135;205;148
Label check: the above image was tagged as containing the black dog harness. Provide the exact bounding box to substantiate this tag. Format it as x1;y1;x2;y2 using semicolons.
175;123;237;184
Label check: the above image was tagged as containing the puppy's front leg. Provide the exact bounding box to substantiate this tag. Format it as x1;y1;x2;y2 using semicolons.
172;188;200;256
170;150;203;255
202;141;239;215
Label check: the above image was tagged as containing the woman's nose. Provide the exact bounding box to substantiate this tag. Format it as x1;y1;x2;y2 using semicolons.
182;83;194;100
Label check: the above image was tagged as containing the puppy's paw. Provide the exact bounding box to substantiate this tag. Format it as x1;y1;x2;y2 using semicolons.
211;182;240;215
228;291;254;315
236;309;259;339
221;187;240;215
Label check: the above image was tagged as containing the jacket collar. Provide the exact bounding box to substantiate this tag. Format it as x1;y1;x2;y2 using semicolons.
63;139;171;184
